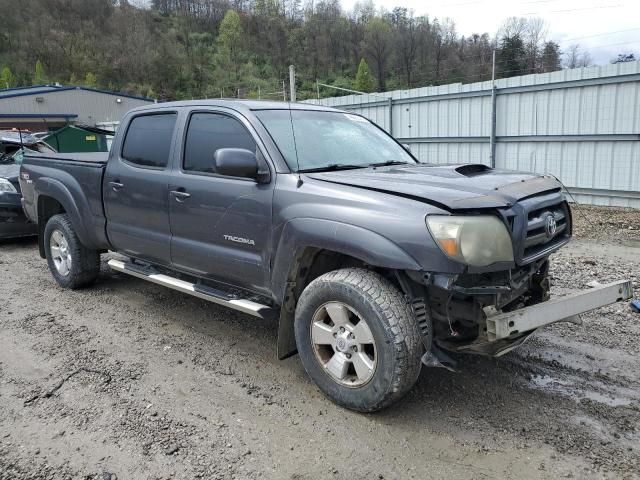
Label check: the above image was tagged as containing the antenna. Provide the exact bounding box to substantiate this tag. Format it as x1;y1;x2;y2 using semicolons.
17;127;25;153
287;101;302;186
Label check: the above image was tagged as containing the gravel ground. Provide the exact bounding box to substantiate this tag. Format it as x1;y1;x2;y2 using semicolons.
1;204;639;479
569;204;640;244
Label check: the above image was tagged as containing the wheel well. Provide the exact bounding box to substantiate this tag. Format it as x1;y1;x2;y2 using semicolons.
277;247;401;360
37;196;65;258
294;248;366;294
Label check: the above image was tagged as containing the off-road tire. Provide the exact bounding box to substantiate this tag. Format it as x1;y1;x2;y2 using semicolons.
294;268;423;412
44;214;100;289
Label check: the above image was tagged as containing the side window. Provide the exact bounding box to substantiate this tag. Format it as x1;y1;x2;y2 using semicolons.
121;113;177;168
183;113;256;173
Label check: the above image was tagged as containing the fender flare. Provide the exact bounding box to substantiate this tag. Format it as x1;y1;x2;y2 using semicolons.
271;217;421;302
271;218;422;359
34;177;100;250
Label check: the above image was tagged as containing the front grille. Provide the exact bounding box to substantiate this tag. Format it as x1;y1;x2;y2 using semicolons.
522;200;571;261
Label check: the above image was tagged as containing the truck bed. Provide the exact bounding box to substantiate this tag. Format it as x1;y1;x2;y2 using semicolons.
20;152;110;251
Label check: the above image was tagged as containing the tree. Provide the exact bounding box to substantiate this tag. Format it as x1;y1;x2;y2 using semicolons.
0;1;599;101
579;51;593;68
364;17;392;91
563;44;592;69
523;18;546;74
541;41;561;72
498;34;525;78
354;58;375;92
84;72;98;87
498;17;528;39
214;10;245;94
431;19;457;84
33;59;46;84
391;8;419;87
497;17;551;75
0;66;16;89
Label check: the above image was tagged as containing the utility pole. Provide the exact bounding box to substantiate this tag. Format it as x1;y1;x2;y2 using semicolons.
489;48;497;168
388;97;393;137
282;80;286;101
258;85;261;100
289;65;296;102
316;79;320;100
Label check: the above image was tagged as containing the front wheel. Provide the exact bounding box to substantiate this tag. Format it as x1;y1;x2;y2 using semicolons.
44;214;100;289
294;268;423;412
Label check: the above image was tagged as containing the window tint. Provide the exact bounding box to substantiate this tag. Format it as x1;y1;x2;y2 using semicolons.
122;113;177;168
184;113;256;173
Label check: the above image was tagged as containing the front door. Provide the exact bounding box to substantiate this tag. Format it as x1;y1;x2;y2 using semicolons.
104;112;178;266
168;110;273;294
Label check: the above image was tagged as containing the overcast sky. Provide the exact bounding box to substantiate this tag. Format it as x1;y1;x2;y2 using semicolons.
340;0;640;64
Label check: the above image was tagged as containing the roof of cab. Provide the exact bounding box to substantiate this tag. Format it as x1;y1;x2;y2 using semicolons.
127;99;342;114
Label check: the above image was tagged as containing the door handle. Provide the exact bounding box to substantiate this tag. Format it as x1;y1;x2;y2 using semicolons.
109;181;124;191
170;190;191;202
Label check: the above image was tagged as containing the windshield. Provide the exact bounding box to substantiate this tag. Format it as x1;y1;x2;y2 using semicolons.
255;110;416;172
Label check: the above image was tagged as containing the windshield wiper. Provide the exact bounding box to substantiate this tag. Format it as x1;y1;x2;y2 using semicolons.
298;164;368;173
368;160;412;168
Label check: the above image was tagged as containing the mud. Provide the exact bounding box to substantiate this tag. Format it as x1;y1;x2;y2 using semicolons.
0;205;638;479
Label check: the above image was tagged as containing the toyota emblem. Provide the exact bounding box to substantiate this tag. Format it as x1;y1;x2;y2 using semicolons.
545;215;557;238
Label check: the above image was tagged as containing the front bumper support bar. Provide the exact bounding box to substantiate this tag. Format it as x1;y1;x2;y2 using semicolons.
484;279;633;341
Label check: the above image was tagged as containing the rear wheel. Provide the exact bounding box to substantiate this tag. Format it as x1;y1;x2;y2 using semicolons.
44;214;100;289
294;268;422;412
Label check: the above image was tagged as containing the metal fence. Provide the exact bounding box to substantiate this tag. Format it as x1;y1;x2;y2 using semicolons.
305;61;640;208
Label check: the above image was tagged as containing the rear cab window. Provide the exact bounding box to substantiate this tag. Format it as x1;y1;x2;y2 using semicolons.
121;113;177;169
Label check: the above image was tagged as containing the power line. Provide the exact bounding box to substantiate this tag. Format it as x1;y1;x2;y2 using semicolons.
420;0;619;8
556;28;640;44
572;40;640;50
519;4;624;16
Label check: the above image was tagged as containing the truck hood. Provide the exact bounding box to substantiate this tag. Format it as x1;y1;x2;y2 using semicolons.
305;163;562;210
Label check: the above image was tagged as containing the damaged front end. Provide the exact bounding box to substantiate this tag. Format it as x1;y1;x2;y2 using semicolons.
417;258;553;357
400;190;633;364
409;260;632;359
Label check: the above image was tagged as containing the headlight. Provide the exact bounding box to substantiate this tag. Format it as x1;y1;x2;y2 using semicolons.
426;215;514;267
0;178;17;193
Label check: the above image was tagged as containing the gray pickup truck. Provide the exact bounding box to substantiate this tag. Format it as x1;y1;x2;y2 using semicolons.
20;100;631;411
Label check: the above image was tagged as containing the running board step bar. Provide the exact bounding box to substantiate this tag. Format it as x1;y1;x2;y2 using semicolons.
107;259;274;319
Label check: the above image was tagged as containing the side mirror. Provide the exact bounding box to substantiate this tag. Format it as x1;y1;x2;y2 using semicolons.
214;148;260;180
402;143;412;153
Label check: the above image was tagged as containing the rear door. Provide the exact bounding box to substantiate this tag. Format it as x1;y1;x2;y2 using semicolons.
168;109;274;294
104;112;178;265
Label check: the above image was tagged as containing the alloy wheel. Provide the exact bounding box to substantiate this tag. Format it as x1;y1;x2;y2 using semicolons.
310;301;377;387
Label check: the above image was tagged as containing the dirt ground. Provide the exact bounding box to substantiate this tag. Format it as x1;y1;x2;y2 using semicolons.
1;205;639;480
